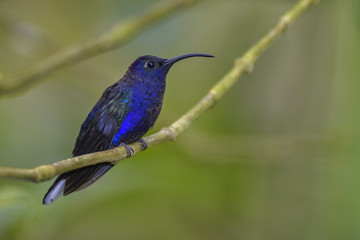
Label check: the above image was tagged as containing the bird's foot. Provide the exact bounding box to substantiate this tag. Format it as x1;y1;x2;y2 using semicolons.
139;139;147;151
120;143;134;157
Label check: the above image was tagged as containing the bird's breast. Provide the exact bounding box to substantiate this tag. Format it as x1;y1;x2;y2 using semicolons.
112;82;165;145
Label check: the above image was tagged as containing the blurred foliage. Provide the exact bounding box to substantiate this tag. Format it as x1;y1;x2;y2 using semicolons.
0;0;358;239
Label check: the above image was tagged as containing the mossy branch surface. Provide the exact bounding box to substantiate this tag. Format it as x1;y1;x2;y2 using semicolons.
0;0;200;97
0;0;319;182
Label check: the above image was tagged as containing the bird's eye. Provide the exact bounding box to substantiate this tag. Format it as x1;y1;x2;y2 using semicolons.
146;61;155;69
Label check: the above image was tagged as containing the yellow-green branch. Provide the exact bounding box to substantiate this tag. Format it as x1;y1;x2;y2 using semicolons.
0;0;319;182
0;0;200;97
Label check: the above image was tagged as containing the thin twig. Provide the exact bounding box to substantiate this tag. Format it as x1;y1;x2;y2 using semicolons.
0;0;200;97
0;0;319;182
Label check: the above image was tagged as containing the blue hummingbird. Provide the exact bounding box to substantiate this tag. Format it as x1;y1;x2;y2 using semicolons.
43;53;213;204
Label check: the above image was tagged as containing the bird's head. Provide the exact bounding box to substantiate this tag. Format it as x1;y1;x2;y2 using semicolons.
126;53;214;82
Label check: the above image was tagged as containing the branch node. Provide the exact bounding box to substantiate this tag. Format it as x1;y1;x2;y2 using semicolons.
33;165;56;182
209;89;220;102
161;127;177;141
235;57;254;74
279;15;291;30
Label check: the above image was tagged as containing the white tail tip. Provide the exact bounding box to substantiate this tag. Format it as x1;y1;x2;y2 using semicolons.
43;179;66;205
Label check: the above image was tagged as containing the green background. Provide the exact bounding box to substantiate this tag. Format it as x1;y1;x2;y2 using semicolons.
0;0;358;239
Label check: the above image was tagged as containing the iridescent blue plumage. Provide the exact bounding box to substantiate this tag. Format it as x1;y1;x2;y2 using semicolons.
43;53;214;205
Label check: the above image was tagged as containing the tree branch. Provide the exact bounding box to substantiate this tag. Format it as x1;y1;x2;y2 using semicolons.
0;0;201;97
0;0;319;182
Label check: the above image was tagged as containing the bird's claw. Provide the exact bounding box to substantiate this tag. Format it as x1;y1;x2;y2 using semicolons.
120;143;134;157
139;139;147;150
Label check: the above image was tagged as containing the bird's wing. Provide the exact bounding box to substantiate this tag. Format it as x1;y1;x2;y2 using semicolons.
43;84;133;204
72;85;132;156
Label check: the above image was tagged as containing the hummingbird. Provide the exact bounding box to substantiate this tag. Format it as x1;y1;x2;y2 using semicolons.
43;53;214;204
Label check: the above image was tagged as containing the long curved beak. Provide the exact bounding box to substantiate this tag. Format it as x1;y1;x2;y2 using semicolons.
164;53;214;66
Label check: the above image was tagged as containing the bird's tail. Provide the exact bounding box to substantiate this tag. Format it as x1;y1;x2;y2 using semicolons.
43;163;113;205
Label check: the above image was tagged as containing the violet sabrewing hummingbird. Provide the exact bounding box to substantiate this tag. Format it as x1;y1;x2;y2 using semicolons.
43;53;214;204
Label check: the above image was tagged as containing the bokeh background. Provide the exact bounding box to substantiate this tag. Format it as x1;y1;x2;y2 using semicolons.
0;0;358;239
